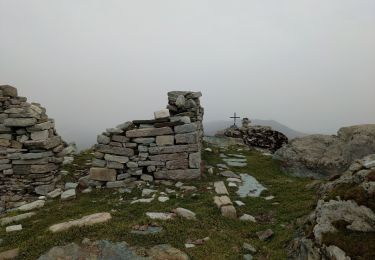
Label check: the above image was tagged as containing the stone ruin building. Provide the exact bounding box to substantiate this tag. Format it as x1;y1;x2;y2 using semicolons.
0;85;73;211
89;91;204;185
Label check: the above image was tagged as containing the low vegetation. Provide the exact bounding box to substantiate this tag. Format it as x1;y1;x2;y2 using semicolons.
0;146;318;259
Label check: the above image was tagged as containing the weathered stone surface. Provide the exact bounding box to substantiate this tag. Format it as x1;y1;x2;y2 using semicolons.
133;137;155;144
275;124;375;179
26;121;54;132
166;159;189;170
106;181;127;188
174;123;197;134
23;136;62;149
126;127;173;138
89;167;117;182
213;196;232;208
0;85;18;97
214;181;229;195
239;214;256;222
146;212;175;220
111;135;129;143
19;151;53;160
95;144;134;156
104;154;129;164
97;134;110;144
154;109;170;119
149;144;198;155
256;229;274;241
189;152;201;168
18;200;45;211
173;208;196;220
4;118;37;127
149;153;188;162
148;244;190;260
30;130;49;141
107;161;124;169
61;189;76;201
175;132;198;144
92;158;106;167
35;184;55;195
47;188;62;199
49;213;112;233
221;205;237;219
30;163;58;174
154;169;200;180
6;224;22;232
1;212;36;226
156;135;175;146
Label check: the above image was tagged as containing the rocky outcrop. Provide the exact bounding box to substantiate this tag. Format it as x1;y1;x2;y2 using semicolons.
0;85;74;211
274;124;375;179
89;91;204;186
223;118;288;152
289;155;375;259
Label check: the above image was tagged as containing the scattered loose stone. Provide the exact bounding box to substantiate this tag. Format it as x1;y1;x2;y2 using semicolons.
185;243;195;248
208;168;214;175
243;254;253;260
146;212;175;220
239;214;256;222
221;205;237;219
17;200;45;211
214;196;232;208
148;244;189;260
264;196;275;200
142;189;157;197
235;201;245;207
204;148;212;152
64;182;78;190
228;154;246;158
217;164;229;169
1;212;36;226
180;186;197;192
173;208;196;220
228;182;237;187
6;224;22;232
165;188;176;194
175;182;184;188
214;181;229;195
131;198;154;204
256;229;274;241
49;212;112;233
82;187;93;194
61;189;76;201
243;242;257;253
131;225;163;235
220;171;240;178
158;196;169;203
227;177;242;183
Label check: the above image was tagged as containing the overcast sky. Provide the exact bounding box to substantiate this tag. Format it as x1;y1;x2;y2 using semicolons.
1;0;374;149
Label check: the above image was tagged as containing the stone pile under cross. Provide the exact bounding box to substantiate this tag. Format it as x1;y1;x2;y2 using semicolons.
230;112;240;127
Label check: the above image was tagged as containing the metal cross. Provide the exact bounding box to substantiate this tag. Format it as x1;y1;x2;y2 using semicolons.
230;112;240;127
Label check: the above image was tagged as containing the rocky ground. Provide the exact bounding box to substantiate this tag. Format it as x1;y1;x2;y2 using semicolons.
0;143;335;259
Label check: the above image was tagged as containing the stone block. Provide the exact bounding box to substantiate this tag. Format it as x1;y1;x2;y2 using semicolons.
26;121;54;132
106;181;127;188
189;152;201;168
126;127;173;138
174;123;197;134
30;163;58;174
23;136;62;149
221;205;237;219
107;161;124;169
104;154;129;164
148;153;188;162
97;134;110;144
148;144;198;155
154;109;170;119
0;85;18;97
133;137;155;144
111;135;129;143
92;159;106;167
0;139;10;147
166;159;189;170
95;144;134;156
156;135;174;146
127;162;138;168
138;161;165;166
4;118;37;127
30;130;49;141
175;132;198;144
154;169;201;180
89;168;117;182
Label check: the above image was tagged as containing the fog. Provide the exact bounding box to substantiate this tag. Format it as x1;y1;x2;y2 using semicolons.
1;0;374;149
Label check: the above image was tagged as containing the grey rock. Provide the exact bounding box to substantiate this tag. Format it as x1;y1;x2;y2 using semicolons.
49;213;112;233
154;169;200;180
237;174;266;198
95;144;134;156
18;200;45;211
107;161;124;169
140;174;154;182
1;212;36;226
4;117;36;127
133;137;155;144
116;121;133;130
221;205;237;219
104;154;129;164
90;167;117;182
97;134;111;144
156;135;174;146
154;109;170;119
47;188;62;199
174;123;197;134
214;181;229;195
189;152;201;168
175;95;186;108
220;171;240;178
256;229;274;241
126;127;173;138
106;128;123;134
92;159;106;167
35;184;55;196
112;135;129;143
30;130;49;141
173;208;196;220
106;181;127;188
175;132;198;144
6;224;22;232
65;182;78;190
243;243;257;253
149;144;198;155
0;85;18;97
61;189;76;201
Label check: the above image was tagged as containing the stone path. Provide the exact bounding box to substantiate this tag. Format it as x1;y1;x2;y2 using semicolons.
237;174;266;198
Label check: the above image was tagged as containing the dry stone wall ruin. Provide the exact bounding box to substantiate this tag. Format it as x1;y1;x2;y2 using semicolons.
0;85;73;211
89;91;204;185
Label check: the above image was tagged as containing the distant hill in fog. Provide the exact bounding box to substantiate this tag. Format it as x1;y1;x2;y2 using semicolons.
203;119;308;139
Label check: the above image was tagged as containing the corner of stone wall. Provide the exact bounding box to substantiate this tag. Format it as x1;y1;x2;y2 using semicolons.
89;91;204;187
0;85;72;211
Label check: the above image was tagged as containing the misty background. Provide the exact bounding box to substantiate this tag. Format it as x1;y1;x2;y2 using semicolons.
1;1;374;149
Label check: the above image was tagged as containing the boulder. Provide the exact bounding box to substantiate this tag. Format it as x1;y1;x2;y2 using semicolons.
275;124;375;179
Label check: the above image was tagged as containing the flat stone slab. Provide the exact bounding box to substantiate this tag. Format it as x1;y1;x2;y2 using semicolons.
126;127;173;138
214;196;232;208
146;212;176;220
1;212;36;226
214;181;229;195
61;189;76;201
220;171;240;179
6;224;22;232
49;212;112;233
172;208;196;220
17;200;45;211
237;174;266;198
131;226;163;235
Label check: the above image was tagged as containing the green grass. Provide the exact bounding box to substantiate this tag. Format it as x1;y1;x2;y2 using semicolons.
0;146;317;259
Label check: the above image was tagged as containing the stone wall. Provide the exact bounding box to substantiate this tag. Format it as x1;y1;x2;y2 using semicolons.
89;91;204;186
0;85;72;210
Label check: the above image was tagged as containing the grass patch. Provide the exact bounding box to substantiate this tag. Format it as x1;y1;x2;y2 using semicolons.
0;146;317;259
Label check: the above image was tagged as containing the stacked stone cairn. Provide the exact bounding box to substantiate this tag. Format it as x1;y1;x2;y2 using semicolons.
89;91;204;186
0;85;74;211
